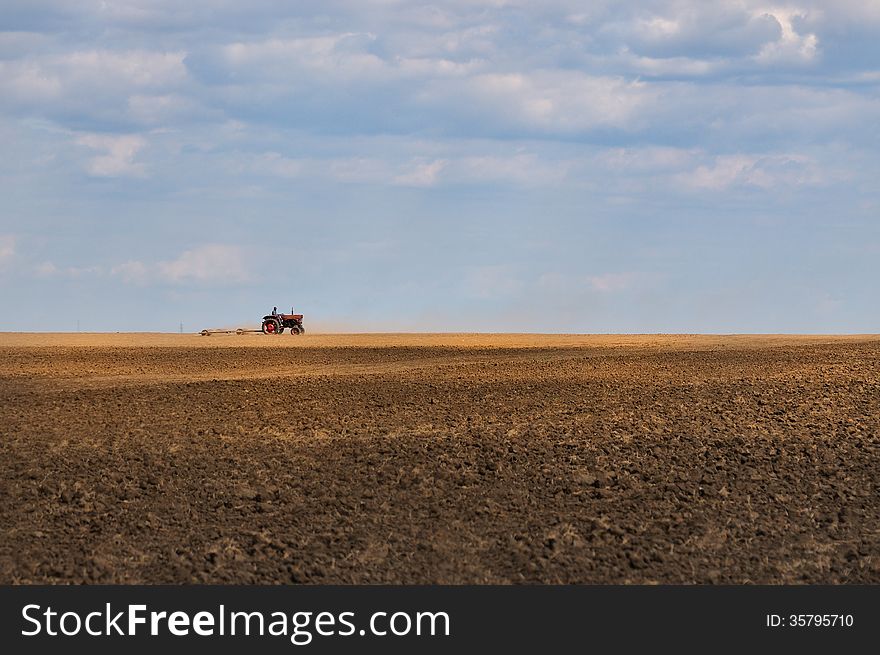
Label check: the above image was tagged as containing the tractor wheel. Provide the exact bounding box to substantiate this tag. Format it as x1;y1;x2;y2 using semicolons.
299;327;305;334
262;319;280;334
291;327;301;335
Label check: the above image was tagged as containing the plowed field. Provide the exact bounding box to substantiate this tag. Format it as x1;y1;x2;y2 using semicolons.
1;333;878;584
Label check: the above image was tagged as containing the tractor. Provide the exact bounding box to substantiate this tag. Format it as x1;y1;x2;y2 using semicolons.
262;307;305;335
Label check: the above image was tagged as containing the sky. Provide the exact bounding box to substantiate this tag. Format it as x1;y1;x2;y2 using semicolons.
0;0;878;333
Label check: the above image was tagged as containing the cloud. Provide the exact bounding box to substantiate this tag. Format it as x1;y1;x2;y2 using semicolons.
0;50;187;126
538;271;659;295
126;93;194;125
620;52;720;77
110;260;149;284
241;151;304;179
678;153;826;191
0;60;63;104
753;8;820;64
587;272;642;293
217;34;385;82
393;158;447;187
112;244;249;285
453;153;569;186
34;261;103;278
217;139;576;189
421;70;653;135
326;157;392;184
596;4;782;60
0;235;15;269
75;133;147;177
34;261;57;277
157;244;248;283
60;49;187;87
2;3;876;147
464;265;524;299
225;144;572;188
597;146;697;173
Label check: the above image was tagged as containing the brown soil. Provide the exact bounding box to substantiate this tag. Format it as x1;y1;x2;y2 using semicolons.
1;333;878;584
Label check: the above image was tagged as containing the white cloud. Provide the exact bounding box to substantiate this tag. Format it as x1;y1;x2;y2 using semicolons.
112;244;249;285
622;52;719;77
209;136;858;195
633;15;683;41
61;50;187;87
455;153;569;186
34;261;57;277
75;133;147;177
679;153;825;190
0;60;63;104
213;28;491;84
0;50;186;115
0;235;15;269
538;270;658;295
127;93;194;124
219;34;386;81
157;244;248;283
393;158;447;187
111;260;149;284
754;8;820;64
326;157;392;184
597;146;697;173
440;70;653;133
34;261;103;278
245;151;304;178
225;146;571;188
587;272;641;293
465;265;524;299
598;3;782;59
0;31;51;58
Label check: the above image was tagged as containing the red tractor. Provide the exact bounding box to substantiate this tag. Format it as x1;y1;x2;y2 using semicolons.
261;307;305;335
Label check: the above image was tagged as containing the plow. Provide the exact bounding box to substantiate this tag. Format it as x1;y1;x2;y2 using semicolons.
200;306;305;336
199;328;257;336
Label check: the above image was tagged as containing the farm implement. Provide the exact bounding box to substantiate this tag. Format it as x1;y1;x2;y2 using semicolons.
200;306;305;336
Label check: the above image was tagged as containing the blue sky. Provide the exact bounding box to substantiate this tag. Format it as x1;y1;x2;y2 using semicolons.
1;1;878;332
